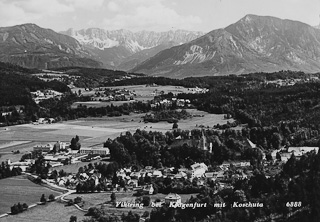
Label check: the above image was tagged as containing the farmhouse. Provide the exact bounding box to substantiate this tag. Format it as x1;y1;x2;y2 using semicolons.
33;143;53;152
54;141;68;149
7;159;32;172
190;162;208;178
165;193;181;204
287;147;319;157
79;147;110;155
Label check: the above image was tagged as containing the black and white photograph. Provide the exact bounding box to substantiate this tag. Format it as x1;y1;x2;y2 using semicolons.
0;0;320;221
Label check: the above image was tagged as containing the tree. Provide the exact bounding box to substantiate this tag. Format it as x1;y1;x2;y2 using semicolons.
40;194;47;204
70;215;77;222
22;203;28;211
111;192;116;203
142;196;151;206
70;135;81;150
49;194;55;201
172;122;178;129
11;204;19;215
276;152;282;161
17;203;23;213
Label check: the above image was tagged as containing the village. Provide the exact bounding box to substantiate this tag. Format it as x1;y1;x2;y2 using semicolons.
4;133;319;213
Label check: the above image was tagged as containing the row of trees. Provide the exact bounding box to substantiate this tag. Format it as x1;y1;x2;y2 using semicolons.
0;162;22;179
10;203;28;215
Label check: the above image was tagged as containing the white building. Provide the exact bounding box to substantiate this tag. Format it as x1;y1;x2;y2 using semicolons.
190;162;208;178
165;193;181;204
287;147;319;157
79;147;110;155
33;144;53;152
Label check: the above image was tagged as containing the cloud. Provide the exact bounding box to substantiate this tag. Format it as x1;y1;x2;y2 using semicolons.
65;0;104;10
103;0;202;31
0;0;202;31
6;0;73;15
0;0;73;26
107;1;120;12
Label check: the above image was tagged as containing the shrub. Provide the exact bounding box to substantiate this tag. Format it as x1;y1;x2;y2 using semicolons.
49;194;55;201
40;194;47;204
74;196;82;204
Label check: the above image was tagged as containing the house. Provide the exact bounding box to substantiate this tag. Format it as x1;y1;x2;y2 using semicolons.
79;147;110;155
165;193;181;204
33;144;53;152
205;172;215;180
174;171;187;179
143;184;154;194
117;171;127;179
54;141;67;150
38;118;46;124
191;162;208;178
216;171;225;180
127;179;139;187
8;161;31;172
287;147;319;157
79;173;89;180
152;170;163;178
130;172;141;179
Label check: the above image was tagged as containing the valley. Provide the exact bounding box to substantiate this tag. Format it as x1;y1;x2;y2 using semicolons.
1;5;320;222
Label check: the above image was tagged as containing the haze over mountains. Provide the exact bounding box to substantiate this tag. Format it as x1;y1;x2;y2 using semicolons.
1;15;320;77
60;28;203;70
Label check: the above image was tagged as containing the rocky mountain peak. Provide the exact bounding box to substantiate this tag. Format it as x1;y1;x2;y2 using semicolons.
132;14;320;78
61;28;204;70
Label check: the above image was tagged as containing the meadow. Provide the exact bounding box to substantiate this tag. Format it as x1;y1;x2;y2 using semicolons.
0;201;89;222
0;175;62;215
65;191;197;215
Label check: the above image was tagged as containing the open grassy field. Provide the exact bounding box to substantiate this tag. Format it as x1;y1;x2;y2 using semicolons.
0;141;31;150
65;191;197;215
0;175;62;215
52;159;108;174
0;201;89;222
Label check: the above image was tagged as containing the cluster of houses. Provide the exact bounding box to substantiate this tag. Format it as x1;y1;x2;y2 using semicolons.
31;90;63;104
187;87;209;94
270;146;319;162
7;141;110;172
90;88;135;102
114;161;251;189
33;117;56;124
151;98;191;108
264;76;319;87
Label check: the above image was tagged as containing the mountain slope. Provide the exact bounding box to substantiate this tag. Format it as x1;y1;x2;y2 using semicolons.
61;28;203;70
132;15;320;78
0;24;101;69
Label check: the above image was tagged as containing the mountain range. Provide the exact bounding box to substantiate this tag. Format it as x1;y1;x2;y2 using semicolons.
132;15;320;78
60;28;203;70
1;15;320;77
0;23;101;69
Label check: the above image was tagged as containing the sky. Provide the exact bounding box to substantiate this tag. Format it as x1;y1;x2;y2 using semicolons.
0;0;320;33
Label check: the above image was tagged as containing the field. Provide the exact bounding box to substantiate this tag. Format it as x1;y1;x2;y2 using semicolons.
0;175;62;215
53;159;108;174
65;191;197;215
0;201;89;222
